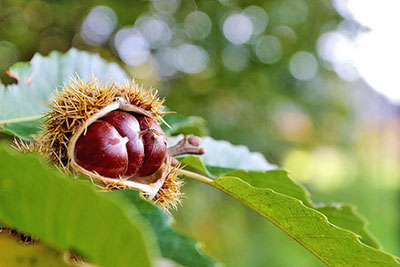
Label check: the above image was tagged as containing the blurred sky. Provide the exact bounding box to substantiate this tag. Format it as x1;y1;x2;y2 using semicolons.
332;0;400;104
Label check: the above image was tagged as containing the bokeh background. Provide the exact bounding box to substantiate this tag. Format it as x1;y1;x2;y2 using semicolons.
0;0;399;265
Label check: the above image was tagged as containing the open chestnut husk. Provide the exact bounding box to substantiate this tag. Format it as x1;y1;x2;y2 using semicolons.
18;78;205;210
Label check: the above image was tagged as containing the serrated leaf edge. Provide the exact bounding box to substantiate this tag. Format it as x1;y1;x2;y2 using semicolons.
212;176;399;266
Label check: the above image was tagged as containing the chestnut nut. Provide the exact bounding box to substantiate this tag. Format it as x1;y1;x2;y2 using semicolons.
74;110;167;178
24;78;208;209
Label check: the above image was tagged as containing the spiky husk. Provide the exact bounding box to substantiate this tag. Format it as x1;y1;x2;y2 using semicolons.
18;77;184;210
0;228;37;244
151;165;184;212
36;77;164;167
100;163;184;212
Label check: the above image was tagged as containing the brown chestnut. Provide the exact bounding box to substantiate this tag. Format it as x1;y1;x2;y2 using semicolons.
33;78;208;210
101;111;145;176
74;111;167;179
136;116;167;177
74;121;129;178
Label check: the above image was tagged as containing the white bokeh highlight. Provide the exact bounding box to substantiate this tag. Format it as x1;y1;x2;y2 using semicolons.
184;11;212;40
174;44;209;74
243;6;268;35
136;16;172;48
289;51;318;81
81;6;117;46
222;13;253;44
114;28;150;66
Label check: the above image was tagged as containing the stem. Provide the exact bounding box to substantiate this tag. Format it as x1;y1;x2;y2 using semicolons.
177;169;213;184
168;135;205;157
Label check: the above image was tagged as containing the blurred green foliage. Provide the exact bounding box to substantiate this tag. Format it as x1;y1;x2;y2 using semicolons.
0;0;353;162
0;0;398;266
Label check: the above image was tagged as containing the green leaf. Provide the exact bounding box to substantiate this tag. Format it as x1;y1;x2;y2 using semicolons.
316;204;381;250
180;156;309;205
0;143;158;267
179;142;383;251
0;49;129;139
115;190;216;267
224;170;313;207
163;114;208;137
223;170;383;250
179;154;399;265
212;176;399;266
0;119;42;141
179;155;233;178
0;232;73;267
180;156;214;176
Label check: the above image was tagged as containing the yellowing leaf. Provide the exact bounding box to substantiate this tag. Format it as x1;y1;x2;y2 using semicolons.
0;232;73;267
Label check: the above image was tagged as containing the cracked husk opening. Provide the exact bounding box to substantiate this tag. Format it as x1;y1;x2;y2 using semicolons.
21;77;183;209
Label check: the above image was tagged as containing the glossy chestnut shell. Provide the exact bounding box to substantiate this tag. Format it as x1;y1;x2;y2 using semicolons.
74;110;167;178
